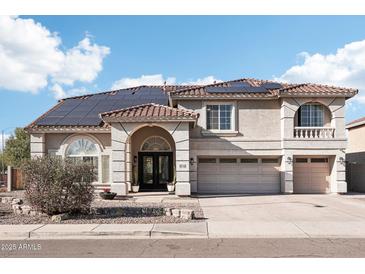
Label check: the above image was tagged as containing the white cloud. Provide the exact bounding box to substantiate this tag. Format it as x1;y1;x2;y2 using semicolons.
111;74;176;90
111;74;221;90
0;16;110;97
276;39;365;104
0;16;63;93
181;75;222;85
51;84;89;100
52;37;110;86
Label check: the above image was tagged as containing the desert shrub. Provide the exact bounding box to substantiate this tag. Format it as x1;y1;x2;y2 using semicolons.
23;156;95;215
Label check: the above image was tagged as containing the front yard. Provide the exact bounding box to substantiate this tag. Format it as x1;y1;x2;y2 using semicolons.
0;191;204;225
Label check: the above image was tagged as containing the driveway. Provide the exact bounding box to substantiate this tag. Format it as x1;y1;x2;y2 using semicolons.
197;193;365;238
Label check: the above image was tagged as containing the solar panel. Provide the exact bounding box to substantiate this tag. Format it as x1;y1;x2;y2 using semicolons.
35;86;170;126
206;86;244;93
260;82;283;90
243;86;268;93
36;117;63;125
229;82;252;88
77;117;102;125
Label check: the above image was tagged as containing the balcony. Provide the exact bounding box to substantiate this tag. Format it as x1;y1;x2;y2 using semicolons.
294;127;335;139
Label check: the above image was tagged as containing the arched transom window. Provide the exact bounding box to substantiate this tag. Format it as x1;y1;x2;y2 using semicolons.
65;138;99;181
141;136;171;152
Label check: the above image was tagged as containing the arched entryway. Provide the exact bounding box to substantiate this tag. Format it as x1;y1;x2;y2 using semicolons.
129;126;175;191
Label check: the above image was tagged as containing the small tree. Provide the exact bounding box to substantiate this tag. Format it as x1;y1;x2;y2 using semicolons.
23;156;95;215
4;128;30;168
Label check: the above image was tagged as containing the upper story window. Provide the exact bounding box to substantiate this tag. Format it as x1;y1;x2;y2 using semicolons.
207;104;233;130
298;104;324;127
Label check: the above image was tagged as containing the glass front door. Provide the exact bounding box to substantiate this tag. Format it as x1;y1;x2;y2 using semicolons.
138;152;173;190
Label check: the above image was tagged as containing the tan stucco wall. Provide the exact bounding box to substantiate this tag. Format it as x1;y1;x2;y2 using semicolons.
347;126;365;153
237;100;281;139
178;99;281;140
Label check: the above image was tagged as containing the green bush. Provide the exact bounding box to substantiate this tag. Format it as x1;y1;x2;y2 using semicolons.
23;156;95;215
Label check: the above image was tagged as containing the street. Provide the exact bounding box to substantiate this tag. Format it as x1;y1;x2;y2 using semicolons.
1;238;365;257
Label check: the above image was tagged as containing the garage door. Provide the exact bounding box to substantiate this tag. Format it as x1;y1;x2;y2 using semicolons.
293;157;330;193
197;157;280;194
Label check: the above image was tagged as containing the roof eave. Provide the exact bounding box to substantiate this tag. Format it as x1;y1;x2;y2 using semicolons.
101;117;198;124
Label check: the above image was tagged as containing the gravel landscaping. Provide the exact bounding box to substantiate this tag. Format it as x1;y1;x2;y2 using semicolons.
0;191;205;225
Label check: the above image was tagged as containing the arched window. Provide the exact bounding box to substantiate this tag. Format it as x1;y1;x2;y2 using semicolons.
141;136;171;151
66;138;99;181
297;103;324;127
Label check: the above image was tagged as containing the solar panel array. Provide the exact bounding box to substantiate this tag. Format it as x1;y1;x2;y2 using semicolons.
35;87;169;126
206;82;283;94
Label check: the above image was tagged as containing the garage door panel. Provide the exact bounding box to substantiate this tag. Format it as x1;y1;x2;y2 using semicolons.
293;158;329;194
198;158;280;194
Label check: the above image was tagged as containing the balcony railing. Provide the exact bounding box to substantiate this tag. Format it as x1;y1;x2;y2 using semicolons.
293;127;335;139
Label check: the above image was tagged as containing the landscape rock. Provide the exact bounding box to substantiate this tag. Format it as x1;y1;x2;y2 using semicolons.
180;209;194;219
171;208;181;218
11;198;22;205
164;208;172;216
51;213;69;222
12;204;20;211
21;205;32;215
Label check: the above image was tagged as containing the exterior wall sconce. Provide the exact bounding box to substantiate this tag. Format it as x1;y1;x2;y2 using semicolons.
133;155;137;164
189;157;194;166
338;156;345;165
286;156;292;165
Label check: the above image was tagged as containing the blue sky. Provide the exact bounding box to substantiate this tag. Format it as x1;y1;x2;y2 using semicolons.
1;16;365;136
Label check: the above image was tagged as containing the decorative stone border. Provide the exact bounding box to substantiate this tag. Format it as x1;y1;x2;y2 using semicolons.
165;208;194;219
1;196;196;221
0;196;45;217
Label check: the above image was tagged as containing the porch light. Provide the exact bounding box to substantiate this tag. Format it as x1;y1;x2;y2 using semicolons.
133;155;137;164
286;157;292;164
338;157;345;165
190;158;194;166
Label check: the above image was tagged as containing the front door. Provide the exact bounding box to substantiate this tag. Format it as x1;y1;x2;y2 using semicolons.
138;152;173;191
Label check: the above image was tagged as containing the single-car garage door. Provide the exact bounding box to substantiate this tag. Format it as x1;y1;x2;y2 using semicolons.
197;157;280;194
293;157;330;193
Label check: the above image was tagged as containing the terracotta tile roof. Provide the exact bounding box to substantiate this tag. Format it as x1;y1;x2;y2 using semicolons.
346;116;365;129
26;123;110;132
171;78;358;98
100;103;199;122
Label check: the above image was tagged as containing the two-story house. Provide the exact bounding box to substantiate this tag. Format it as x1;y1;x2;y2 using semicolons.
25;78;357;196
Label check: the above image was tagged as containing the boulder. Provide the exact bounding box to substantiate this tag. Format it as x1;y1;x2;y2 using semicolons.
11;198;23;205
171;208;181;218
21;205;32;215
180;209;194;219
51;213;69;222
164;208;172;216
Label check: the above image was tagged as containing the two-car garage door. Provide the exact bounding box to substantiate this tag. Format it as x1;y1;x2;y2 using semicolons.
198;157;281;194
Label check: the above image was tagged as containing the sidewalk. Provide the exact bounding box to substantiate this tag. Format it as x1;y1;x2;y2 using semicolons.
3;220;365;239
0;222;208;239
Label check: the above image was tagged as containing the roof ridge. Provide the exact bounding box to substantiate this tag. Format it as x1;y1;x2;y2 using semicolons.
58;84;201;101
99;103;197;117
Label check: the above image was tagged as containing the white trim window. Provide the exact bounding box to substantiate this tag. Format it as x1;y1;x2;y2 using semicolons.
206;104;233;130
65;138;99;182
298;104;324;127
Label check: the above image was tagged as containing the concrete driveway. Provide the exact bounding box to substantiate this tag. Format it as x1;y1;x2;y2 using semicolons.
197;193;365;238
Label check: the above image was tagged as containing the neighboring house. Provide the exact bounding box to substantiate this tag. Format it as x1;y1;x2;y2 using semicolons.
25;78;357;196
346;117;365;192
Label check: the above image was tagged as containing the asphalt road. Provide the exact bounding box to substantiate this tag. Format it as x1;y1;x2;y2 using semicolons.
1;238;365;257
